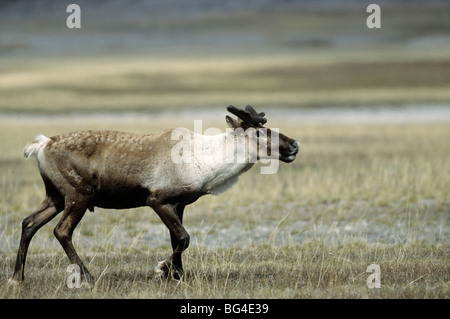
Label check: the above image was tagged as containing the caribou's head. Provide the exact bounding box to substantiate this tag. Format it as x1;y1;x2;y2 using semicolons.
225;105;299;163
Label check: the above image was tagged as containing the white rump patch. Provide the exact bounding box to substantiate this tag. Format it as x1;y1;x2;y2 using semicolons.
23;134;50;159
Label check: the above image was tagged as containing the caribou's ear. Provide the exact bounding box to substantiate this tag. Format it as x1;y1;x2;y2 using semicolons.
226;115;241;129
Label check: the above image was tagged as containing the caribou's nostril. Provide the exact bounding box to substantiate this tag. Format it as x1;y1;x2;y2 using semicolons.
290;140;300;154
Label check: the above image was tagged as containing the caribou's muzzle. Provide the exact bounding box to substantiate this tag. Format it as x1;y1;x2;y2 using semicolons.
280;140;299;163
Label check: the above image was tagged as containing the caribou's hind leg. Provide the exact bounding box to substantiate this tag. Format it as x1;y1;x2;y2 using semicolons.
10;195;63;283
53;195;94;286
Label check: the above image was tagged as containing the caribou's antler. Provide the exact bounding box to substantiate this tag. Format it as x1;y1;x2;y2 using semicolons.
227;105;267;127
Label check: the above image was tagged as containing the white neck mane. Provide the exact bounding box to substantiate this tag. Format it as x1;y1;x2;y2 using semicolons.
193;132;255;195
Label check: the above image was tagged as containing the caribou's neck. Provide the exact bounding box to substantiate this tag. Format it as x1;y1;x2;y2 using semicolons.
195;132;255;195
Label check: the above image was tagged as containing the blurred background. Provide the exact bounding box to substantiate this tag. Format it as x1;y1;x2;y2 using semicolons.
0;0;449;117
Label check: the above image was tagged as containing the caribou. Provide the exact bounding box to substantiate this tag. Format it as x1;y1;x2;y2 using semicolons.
10;105;299;285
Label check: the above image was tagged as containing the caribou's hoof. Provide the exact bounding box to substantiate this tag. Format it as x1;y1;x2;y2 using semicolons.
67;269;95;289
81;273;95;289
154;261;183;280
154;261;167;278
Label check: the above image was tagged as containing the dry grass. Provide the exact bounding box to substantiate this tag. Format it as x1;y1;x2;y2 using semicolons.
2;243;449;299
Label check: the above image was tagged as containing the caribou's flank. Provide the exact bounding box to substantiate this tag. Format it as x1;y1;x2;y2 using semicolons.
10;105;299;284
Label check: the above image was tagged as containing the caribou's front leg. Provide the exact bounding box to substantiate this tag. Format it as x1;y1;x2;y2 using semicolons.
167;204;186;276
150;201;189;280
